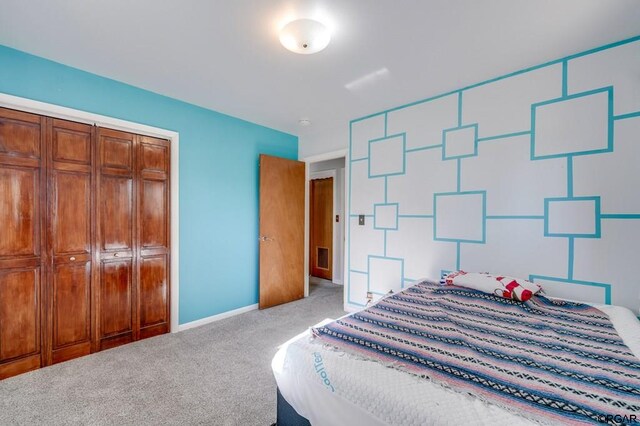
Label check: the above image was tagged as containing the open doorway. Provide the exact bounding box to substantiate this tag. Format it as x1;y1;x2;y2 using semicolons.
305;154;346;300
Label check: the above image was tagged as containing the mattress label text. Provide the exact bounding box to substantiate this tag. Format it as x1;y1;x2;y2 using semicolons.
313;352;335;392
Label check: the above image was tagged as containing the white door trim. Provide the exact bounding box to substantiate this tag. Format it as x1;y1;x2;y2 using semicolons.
301;148;347;297
0;92;181;333
310;170;337;180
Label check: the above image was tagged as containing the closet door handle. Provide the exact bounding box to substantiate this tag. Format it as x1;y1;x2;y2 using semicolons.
69;256;76;261
114;252;119;257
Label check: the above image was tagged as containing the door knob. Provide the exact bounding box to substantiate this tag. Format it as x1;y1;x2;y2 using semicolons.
69;256;76;261
258;236;275;242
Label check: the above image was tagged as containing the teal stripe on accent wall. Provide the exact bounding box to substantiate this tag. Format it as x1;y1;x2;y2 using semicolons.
348;34;640;312
0;45;298;325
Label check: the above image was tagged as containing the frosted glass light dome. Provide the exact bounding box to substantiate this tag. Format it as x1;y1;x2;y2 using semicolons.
279;19;330;54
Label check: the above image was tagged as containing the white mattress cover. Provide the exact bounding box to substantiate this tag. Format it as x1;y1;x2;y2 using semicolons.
272;289;640;426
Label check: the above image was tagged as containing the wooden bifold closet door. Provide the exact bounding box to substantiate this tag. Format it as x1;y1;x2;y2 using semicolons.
0;109;46;378
0;107;170;379
96;129;170;350
46;118;95;365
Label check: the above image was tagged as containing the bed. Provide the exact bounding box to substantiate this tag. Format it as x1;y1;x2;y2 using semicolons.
272;279;640;425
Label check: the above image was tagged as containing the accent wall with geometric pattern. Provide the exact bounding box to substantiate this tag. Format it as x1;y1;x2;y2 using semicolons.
347;36;640;313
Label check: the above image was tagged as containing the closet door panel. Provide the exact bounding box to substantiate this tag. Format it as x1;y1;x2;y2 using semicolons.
99;260;133;337
52;172;91;255
52;125;91;164
100;176;133;251
0;108;44;379
0;111;40;158
101;136;132;170
0;269;40;360
53;262;90;348
0;168;39;257
139;256;167;328
47;119;94;365
140;142;168;173
141;179;167;248
0;267;41;379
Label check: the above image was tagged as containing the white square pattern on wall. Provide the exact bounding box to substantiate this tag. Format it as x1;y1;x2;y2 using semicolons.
532;89;612;159
434;192;485;242
374;203;399;230
368;256;403;295
369;134;406;177
546;198;600;237
347;37;640;313
442;125;478;159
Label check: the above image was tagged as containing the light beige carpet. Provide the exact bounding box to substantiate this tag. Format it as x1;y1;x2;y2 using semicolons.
0;279;344;426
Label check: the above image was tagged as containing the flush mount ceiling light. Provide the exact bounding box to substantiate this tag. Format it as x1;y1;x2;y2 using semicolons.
279;19;330;54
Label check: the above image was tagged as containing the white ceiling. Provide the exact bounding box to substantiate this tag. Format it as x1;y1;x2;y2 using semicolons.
1;0;639;146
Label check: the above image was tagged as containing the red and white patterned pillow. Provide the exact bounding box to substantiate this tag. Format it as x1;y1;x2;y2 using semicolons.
443;271;542;302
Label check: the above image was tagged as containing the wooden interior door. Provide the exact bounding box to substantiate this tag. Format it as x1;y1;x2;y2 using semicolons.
309;178;333;280
259;154;305;309
0;108;45;379
96;128;136;350
46;118;94;365
136;135;170;339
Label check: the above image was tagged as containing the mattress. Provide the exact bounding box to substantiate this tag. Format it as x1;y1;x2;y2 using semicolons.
272;289;640;426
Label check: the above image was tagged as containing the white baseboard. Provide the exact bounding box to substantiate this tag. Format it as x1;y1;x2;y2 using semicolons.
177;303;259;332
332;278;344;285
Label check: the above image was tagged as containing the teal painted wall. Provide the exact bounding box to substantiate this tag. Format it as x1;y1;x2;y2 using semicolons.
0;45;298;324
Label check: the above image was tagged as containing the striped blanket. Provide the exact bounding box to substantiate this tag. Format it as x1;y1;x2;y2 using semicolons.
312;281;640;425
